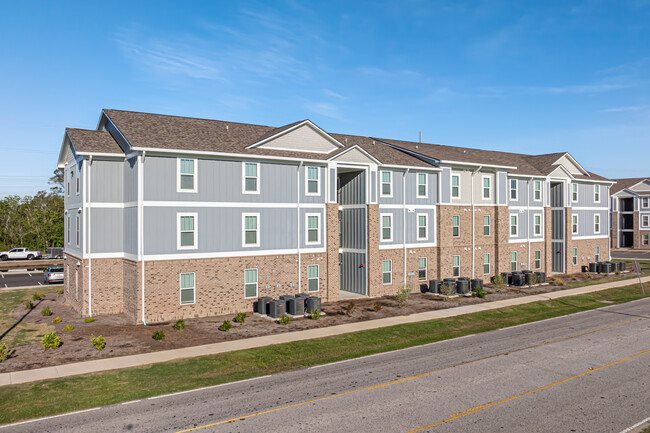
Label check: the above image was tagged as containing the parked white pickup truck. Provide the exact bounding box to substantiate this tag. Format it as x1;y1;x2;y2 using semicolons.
0;248;42;260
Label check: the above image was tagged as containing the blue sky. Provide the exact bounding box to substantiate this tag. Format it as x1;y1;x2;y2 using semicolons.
1;0;649;197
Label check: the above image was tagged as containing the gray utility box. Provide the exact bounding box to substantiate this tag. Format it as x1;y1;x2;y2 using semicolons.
279;295;295;302
429;279;442;293
617;262;626;271
456;279;470;295
511;272;525;286
287;298;305;315
268;300;286;318
305;296;321;313
588;262;598;273
470;279;483;291
295;293;310;301
256;297;273;315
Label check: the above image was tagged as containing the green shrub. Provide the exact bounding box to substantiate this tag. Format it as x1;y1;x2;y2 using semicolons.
393;286;411;308
173;319;185;330
473;287;486;299
234;312;247;323
0;343;13;362
219;320;232;332
52;317;62;324
309;309;322;320
492;274;506;292
24;301;34;310
41;306;52;316
63;325;74;331
42;332;61;349
152;330;165;341
32;293;43;301
57;289;64;295
278;314;290;325
373;302;382;312
344;302;356;317
84;317;94;323
91;334;106;351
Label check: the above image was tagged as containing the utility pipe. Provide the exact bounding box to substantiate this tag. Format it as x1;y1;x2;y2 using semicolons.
470;166;482;280
140;151;147;325
403;168;409;287
297;161;303;293
527;177;533;271
88;155;93;317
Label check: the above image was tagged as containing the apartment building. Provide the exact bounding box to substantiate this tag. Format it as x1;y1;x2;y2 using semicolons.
57;109;613;323
610;178;650;249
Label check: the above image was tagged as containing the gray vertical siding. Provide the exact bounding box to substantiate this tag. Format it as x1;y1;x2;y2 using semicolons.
552;209;564;241
299;165;325;204
377;169;404;204
90;208;123;253
65;152;83;209
338;171;366;205
370;171;377;203
440;167;451;204
64;210;83;257
574;183;609;207
404;208;436;243
571;209;608;237
550;182;564;208
507;178;528;207
123;207;138;255
124;156;138;203
497;171;507;205
404;171;438;204
90;160;124;203
378;209;404;244
329;168;336;203
340;208;366;249
339;252;366;294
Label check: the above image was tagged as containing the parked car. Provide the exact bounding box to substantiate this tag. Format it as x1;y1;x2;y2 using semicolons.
46;247;63;259
0;248;42;261
43;267;64;284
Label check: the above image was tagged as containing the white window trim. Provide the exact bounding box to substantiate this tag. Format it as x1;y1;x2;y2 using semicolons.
533;213;542;236
594;184;600;203
242;212;261;247
382;259;392;285
451;174;460;199
594;214;601;234
572;183;579;202
179;272;196;305
244;268;258;299
308;264;320;292
642;215;650;228
452;255;460;277
67;215;71;245
242;162;260;195
533;180;542;202
572;247;578;266
483;253;490;275
510;179;518;201
417;213;428;241
417;173;428;198
643;234;649;245
595;246;601;262
642;197;649;208
484;215;491;236
305;166;320;196
75;164;80;195
305;213;321;245
380;171;392;198
482;175;491;200
177;212;198;250
452;215;460;238
511;252;517;271
75;215;80;247
67;167;70;197
510;214;518;237
177;158;198;193
380;213;393;242
418;257;427;281
572;214;579;235
535;250;542;269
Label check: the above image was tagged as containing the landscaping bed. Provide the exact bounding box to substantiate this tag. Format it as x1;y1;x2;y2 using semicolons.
0;264;646;374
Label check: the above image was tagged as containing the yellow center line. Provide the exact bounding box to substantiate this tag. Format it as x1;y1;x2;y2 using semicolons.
407;347;650;432
174;316;645;433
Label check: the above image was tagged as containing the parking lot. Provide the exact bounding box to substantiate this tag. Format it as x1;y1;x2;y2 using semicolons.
611;249;650;260
0;271;54;289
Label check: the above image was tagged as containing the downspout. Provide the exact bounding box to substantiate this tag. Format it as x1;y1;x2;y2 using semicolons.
88;155;93;317
471;166;482;280
140;151;147;325
297;161;303;293
403;168;409;287
527;177;533;270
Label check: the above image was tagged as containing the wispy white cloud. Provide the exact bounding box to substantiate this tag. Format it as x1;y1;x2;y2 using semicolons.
600;105;650;113
323;89;346;99
524;80;635;94
304;102;341;119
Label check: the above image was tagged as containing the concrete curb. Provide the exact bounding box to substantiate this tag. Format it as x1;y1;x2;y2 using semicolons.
1;276;649;387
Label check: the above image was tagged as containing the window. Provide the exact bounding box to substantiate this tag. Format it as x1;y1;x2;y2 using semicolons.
418;257;427;281
451;175;460;198
482;176;491;199
417;173;427;198
510;215;518;236
180;273;195;305
572;215;578;234
535;250;541;269
381;214;392;241
534;180;541;201
67;168;71;196
510;179;517;200
642;215;650;228
178;213;197;249
534;214;542;236
75;215;80;247
452;215;460;237
308;265;319;292
381;171;392;197
452;255;460;277
643;234;649;245
643;198;649;208
244;269;258;298
243;162;259;194
76;164;80;195
243;213;259;247
594;184;600;202
595;246;600;262
67;215;70;244
594;214;601;233
417;214;428;240
483;253;490;275
178;158;196;192
306;214;321;244
572;183;578;202
572;247;578;266
306;166;320;195
483;215;490;236
382;260;392;284
511;252;517;271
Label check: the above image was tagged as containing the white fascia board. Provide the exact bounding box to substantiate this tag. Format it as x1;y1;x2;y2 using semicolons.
76;152;126;158
439;160;517;170
130;147;329;164
381;164;441;172
552;152;589;176
546;165;576;180
246;120;345;150
327;144;382;165
57;132;75;168
507;173;546;179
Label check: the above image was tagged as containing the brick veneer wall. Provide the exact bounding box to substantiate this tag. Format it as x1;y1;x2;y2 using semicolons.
375;246;438;296
325;203;340;303
367;204;381;295
611;211;619;249
63;253;85;315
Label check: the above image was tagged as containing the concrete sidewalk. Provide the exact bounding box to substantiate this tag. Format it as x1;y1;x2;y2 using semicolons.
1;276;648;387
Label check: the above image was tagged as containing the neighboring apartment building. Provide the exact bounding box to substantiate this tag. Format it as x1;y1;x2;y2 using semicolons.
57;109;613;324
610;178;650;249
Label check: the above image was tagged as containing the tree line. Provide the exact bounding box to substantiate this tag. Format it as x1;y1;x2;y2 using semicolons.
0;169;64;253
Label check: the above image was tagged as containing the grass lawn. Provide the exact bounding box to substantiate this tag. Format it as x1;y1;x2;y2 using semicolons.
566;259;650;288
0;287;61;347
0;282;647;425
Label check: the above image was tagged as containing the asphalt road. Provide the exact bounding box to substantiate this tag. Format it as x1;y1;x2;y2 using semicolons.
611;250;650;260
0;271;52;289
4;298;650;433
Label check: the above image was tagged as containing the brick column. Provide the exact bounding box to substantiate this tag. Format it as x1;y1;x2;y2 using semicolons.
325;203;340;303
544;207;553;274
367;204;381;296
494;205;510;274
610;211;618;249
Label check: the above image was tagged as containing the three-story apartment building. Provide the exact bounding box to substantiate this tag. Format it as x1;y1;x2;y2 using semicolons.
58;109;613;324
610;178;650;249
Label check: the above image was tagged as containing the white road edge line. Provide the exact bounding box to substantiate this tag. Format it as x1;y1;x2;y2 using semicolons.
121;400;141;405
147;375;273;401
618;415;650;433
37;282;42;286
28;273;32;277
0;408;101;429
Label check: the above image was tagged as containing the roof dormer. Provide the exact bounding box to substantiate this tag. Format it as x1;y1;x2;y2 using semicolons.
246;120;344;154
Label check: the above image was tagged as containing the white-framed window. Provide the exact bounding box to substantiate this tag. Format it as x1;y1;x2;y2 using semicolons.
452;215;460;237
642;215;650;228
381;214;393;241
643;234;649;245
535;250;541;269
572;247;578;266
244;268;258;299
178;213;198;250
643;197;649;208
67;215;70;244
380;171;392;197
594;214;601;233
177;158;197;193
243;213;260;247
510;214;518;236
306;213;321;245
534;180;541;201
483;253;490;275
418;257;427;281
595;246;600;262
417;213;428;240
572;183;578;202
452;255;460;277
534;214;542;236
572;214;578;235
243;162;259;194
308;264;319;292
482;176;491;199
75;215;80;247
510;179;517;200
180;272;195;305
451;174;460;198
483;215;490;236
76;164;80;195
382;260;392;284
417;173;428;198
67;167;71;197
594;184;600;203
511;252;517;272
306;166;320;195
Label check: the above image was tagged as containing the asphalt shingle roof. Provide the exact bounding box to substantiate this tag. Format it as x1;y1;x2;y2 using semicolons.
66;128;122;154
610;177;650;194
